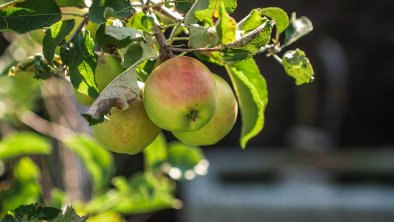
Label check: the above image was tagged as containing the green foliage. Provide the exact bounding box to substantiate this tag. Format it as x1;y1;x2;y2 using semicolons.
3;204;88;222
216;2;236;44
260;7;289;35
3;203;61;221
89;0;132;24
63;134;114;192
282;49;314;85
55;0;85;8
0;0;61;33
0;132;51;160
43;19;75;62
0;157;42;213
60;31;99;98
193;0;237;25
85;173;180;215
225;59;268;148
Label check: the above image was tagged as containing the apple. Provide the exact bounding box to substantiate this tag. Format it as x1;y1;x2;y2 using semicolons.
173;74;238;146
95;54;125;92
143;56;218;132
74;54;124;105
92;97;160;154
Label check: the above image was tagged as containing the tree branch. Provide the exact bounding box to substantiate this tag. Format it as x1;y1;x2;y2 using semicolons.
168;46;221;52
18;108;74;141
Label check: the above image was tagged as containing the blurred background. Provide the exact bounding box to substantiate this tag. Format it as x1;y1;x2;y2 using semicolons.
1;0;394;221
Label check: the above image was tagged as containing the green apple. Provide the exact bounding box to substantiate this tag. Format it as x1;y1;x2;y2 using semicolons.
143;56;218;132
95;54;124;92
92;97;160;154
173;74;238;146
74;54;124;106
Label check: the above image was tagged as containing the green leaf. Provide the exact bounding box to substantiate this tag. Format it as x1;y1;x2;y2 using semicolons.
0;157;42;212
166;142;208;180
232;14;274;53
135;59;155;82
104;25;143;41
83;42;158;124
55;0;86;8
283;13;313;48
0;131;51;160
143;134;167;173
216;2;236;44
85;173;180;214
63;134;114;192
120;42;143;69
282;49;314;85
60;31;99;98
52;205;88;222
260;7;289;35
128;12;153;33
33;54;57;80
13;156;41;181
238;9;263;32
225;58;268;148
238;19;273;53
89;0;132;24
191;0;237;25
188;26;218;48
0;0;61;33
43;19;75;62
95;24;136;50
3;203;61;221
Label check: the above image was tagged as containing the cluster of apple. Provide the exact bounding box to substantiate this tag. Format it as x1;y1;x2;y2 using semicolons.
86;56;238;154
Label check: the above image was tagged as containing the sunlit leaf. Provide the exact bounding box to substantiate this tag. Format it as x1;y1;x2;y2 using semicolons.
282;48;314;85
85;173;180;215
225;58;268;148
43;19;75;62
260;7;289;35
216;2;236;44
55;0;86;8
60;31;99;99
0;157;42;212
190;0;237;25
89;0;132;24
0;132;51;160
0;0;61;33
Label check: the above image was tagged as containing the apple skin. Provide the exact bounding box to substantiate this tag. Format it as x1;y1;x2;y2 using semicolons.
143;56;218;132
74;54;124;106
173;74;238;146
92;97;160;154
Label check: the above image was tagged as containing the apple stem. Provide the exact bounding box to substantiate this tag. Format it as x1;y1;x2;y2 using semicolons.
188;110;198;122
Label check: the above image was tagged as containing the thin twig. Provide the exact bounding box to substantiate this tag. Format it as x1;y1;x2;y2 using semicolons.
70;13;89;40
153;5;183;22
